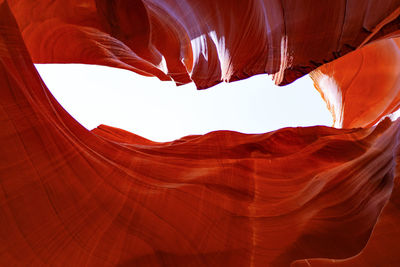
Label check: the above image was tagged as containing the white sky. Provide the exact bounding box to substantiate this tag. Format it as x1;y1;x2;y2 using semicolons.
35;64;333;142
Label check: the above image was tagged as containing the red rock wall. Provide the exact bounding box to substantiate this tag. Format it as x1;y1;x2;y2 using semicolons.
1;0;400;266
6;0;400;88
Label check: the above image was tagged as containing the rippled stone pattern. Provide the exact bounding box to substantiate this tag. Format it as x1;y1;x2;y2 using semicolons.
1;0;400;266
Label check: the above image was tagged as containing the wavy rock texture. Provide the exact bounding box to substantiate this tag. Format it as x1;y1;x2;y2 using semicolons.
1;0;400;266
292;177;400;266
6;0;400;88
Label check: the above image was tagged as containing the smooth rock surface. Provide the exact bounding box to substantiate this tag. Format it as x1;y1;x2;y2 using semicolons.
310;36;400;129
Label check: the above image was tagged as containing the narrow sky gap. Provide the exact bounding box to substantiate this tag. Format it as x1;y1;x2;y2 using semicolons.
35;64;333;142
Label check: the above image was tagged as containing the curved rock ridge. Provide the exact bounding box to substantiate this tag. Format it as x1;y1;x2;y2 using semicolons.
6;0;400;88
2;1;400;266
292;176;400;266
310;36;400;129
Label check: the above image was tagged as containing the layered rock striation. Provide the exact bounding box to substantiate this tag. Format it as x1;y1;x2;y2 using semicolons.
1;0;400;266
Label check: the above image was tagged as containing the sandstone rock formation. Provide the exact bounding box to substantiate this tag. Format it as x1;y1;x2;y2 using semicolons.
311;36;400;129
1;0;400;266
7;0;400;88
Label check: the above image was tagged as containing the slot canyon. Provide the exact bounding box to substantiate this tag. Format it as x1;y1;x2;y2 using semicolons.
1;0;400;266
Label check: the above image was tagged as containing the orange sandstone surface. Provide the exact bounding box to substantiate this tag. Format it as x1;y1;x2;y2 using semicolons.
1;0;400;266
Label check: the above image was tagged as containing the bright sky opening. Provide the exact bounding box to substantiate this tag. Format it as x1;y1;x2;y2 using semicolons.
35;64;333;142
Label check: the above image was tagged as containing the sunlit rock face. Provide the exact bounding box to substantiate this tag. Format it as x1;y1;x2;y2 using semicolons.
310;36;400;129
1;0;400;266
